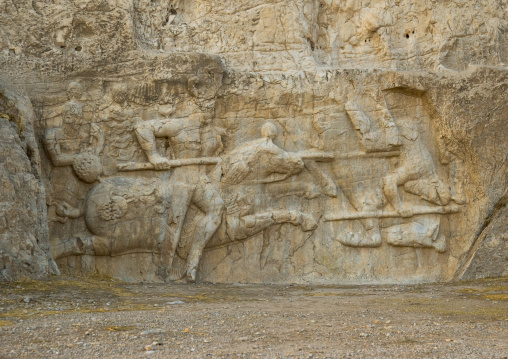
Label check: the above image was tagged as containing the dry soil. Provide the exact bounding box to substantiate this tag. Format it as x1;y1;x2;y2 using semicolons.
0;276;507;358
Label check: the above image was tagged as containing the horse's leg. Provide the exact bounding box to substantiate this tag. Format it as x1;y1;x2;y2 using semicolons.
271;210;317;231
338;181;382;248
158;183;193;281
304;160;337;198
184;183;224;282
52;237;87;260
226;212;275;241
227;210;317;242
52;235;111;259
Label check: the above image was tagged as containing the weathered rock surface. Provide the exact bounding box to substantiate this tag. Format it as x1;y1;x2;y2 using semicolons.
0;1;506;283
460;189;508;279
0;84;58;281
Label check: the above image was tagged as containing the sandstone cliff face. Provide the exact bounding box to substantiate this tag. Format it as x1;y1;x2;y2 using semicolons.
0;85;58;281
0;1;506;283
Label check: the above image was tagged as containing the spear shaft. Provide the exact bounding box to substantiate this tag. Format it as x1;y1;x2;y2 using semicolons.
324;204;461;221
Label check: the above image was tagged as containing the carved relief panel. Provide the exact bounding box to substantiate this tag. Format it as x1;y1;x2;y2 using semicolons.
38;65;465;284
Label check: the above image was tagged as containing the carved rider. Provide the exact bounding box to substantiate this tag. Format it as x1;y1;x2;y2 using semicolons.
133;92;224;283
382;120;451;217
216;122;318;242
380;120;451;252
220;122;304;186
134;112;223;169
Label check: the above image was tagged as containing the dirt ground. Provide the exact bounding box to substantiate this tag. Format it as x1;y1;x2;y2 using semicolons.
0;276;507;358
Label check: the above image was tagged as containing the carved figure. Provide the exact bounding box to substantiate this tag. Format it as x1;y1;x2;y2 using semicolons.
217;122;320;243
345;100;401;153
44;123;105;183
42;81;90;142
330;101;400;248
129;112;225;281
51;177;203;279
220;122;304;185
382;121;451;214
330;101;460;252
99;84;139;161
134;113;223;169
381;120;451;252
52;174;222;283
53;120;330;281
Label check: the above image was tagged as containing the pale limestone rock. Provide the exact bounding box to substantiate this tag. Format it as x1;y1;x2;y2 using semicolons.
0;1;506;283
0;85;58;280
458;189;508;280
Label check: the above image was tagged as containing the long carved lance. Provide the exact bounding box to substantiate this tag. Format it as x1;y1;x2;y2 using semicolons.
324;204;462;221
117;150;399;171
297;151;335;161
295;150;400;161
117;157;222;171
298;150;399;161
335;150;400;159
117;151;336;171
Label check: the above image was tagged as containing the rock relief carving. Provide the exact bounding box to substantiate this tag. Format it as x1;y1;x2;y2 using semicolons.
215;122;332;242
42;80;107;220
44;123;105;184
45;77;465;282
380;119;454;252
44;118;104;225
45;69;327;282
97;84;140;162
325;98;462;252
50;76;224;282
43;81;93;144
344;99;401;153
51;115;331;282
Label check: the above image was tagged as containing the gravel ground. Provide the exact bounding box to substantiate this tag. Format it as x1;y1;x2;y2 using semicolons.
0;276;507;358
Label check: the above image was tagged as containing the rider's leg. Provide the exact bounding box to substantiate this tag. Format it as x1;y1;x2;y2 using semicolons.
383;165;418;211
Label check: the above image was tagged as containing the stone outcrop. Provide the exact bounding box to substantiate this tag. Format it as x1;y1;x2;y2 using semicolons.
0;84;58;281
459;189;508;280
0;1;506;283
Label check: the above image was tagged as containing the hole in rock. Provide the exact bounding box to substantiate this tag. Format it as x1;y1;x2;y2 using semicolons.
307;38;315;51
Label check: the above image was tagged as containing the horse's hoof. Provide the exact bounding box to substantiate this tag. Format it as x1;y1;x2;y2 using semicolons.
168;268;185;281
186;268;197;283
433;235;447;253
